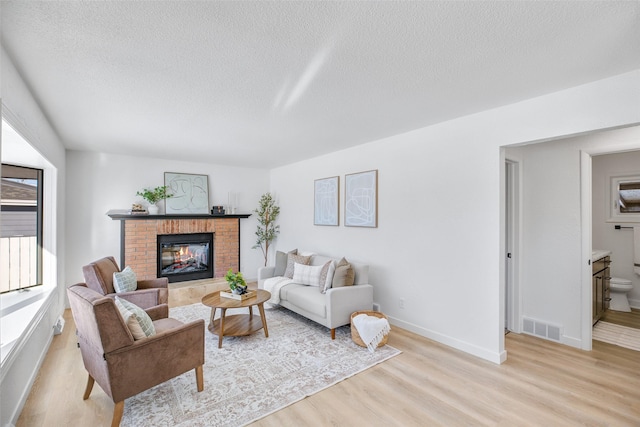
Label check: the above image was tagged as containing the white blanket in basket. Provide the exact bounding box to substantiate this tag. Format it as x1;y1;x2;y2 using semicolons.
352;313;390;353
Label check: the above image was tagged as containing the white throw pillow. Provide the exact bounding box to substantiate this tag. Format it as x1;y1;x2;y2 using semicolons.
293;262;326;287
113;266;137;293
115;296;156;340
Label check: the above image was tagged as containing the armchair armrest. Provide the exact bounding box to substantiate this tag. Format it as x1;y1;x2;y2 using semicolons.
144;303;169;321
106;319;205;402
137;277;169;289
116;288;165;309
325;284;374;329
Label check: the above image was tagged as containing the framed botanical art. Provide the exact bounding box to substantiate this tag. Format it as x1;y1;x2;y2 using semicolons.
164;172;210;214
314;176;339;226
345;169;378;227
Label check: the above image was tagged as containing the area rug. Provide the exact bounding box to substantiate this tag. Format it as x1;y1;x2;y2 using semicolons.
121;303;401;427
593;321;640;351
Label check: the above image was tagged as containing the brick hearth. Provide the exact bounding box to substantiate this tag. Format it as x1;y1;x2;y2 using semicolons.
108;213;250;281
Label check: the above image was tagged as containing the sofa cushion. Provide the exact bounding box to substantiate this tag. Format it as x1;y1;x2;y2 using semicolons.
283;284;326;318
113;266;137;293
274;249;297;277
115;296;156;339
284;253;311;279
332;257;355;287
292;261;333;287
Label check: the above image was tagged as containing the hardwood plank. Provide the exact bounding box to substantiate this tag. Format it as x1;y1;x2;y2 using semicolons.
601;307;640;329
16;284;640;427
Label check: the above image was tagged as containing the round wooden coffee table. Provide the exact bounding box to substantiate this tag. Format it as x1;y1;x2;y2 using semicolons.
201;289;271;348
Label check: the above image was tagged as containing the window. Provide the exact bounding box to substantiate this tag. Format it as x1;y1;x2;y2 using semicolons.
608;174;640;223
618;181;640;213
0;164;43;293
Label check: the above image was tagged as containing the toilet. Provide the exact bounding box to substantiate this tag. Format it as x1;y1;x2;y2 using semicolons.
609;277;633;312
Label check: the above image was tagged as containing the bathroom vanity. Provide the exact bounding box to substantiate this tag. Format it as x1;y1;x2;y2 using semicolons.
592;251;611;325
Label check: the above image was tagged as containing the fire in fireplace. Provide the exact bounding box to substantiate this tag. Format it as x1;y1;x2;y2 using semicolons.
157;233;214;283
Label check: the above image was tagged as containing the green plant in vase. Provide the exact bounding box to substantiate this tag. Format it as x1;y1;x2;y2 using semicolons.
136;186;173;214
225;269;247;295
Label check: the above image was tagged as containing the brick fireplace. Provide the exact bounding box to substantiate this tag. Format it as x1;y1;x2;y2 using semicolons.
108;212;250;282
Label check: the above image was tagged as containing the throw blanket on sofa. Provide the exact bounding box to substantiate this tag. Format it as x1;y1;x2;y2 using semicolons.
352;314;391;353
263;276;294;305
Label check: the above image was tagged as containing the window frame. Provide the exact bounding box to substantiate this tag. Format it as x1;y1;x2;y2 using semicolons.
1;163;44;292
607;173;640;223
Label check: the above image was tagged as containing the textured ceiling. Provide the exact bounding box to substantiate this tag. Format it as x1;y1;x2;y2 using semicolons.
1;1;639;168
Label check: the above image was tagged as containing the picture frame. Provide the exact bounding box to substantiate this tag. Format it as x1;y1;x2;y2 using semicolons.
345;169;378;227
164;172;210;214
314;176;339;226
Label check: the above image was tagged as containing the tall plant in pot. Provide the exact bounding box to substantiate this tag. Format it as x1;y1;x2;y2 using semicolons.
136;186;173;215
253;193;280;266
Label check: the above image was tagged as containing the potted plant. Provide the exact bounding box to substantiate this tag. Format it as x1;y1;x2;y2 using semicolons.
252;193;280;266
225;269;247;295
136;186;173;214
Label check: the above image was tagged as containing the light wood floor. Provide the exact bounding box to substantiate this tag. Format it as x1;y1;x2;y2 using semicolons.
17;285;640;427
601;307;640;329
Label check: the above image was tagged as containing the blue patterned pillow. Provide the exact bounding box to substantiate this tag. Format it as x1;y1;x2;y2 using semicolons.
115;296;156;339
113;266;137;293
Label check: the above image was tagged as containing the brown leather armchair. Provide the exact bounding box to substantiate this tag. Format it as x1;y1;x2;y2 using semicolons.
67;283;204;427
82;256;168;309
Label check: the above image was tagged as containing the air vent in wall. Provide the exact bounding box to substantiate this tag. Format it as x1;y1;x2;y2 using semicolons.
522;317;562;342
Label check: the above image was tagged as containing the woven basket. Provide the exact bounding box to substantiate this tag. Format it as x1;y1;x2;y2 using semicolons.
350;310;389;348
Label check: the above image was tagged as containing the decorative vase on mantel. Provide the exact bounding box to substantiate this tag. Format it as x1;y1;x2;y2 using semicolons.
147;204;159;215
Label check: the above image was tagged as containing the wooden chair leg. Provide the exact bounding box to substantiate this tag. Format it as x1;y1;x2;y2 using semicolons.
195;365;204;392
111;401;124;427
83;374;95;400
331;328;336;340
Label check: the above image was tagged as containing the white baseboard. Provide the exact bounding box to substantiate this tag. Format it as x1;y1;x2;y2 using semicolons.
627;297;639;309
387;315;504;364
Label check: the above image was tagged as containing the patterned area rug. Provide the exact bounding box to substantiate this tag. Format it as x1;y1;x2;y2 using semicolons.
593;321;640;351
121;303;400;426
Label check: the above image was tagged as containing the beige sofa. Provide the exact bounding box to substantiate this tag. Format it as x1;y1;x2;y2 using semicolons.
258;252;373;339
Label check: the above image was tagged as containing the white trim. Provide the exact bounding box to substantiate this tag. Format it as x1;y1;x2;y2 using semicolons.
504;158;522;334
0;288;56;380
388;316;505;364
580;151;593;351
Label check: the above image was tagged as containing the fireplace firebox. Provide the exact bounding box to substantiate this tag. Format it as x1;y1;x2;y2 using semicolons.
157;233;214;283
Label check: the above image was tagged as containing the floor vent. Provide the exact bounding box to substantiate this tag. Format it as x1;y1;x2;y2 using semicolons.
522;317;562;342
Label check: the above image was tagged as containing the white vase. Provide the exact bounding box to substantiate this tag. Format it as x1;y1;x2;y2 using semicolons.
148;204;159;215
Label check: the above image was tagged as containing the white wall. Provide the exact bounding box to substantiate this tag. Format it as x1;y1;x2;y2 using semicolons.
593;147;640;308
64;151;270;286
1;47;67;427
271;70;640;363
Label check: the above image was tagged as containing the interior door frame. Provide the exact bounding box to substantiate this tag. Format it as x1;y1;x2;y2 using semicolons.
505;158;521;334
580;151;593;350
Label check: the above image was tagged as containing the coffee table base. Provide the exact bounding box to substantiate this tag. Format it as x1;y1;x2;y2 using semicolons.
208;306;269;348
202;290;271;348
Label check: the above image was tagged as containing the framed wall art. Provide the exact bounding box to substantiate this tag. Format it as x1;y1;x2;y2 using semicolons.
164;172;210;214
345;169;378;227
314;176;339;226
